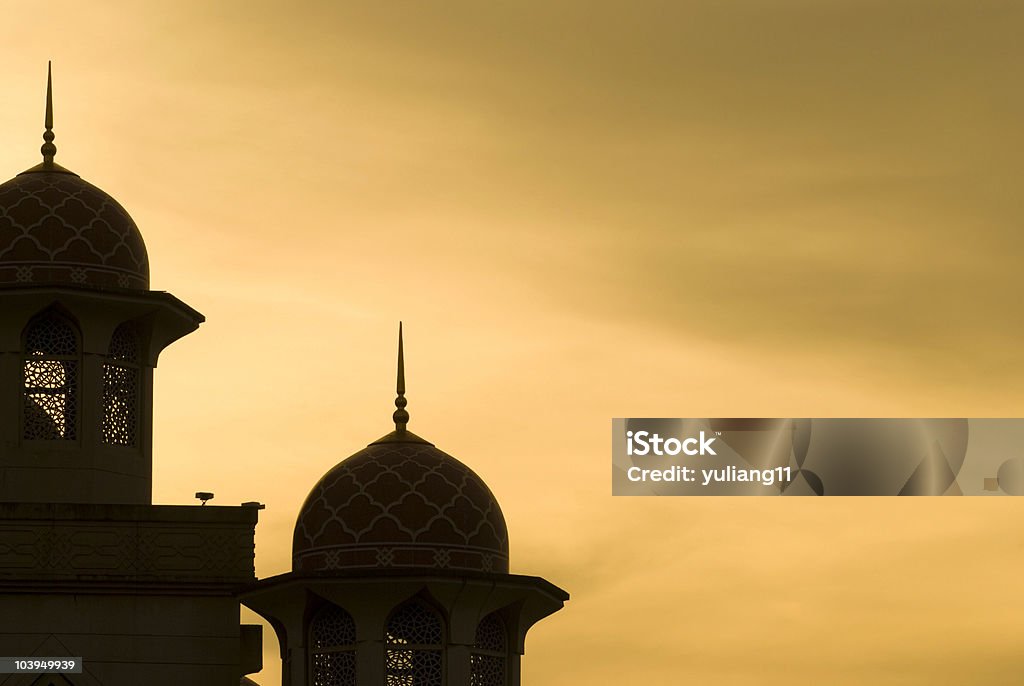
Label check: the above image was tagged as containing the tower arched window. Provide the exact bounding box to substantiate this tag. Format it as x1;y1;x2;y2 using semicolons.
386;601;444;686
22;310;80;440
471;612;507;686
309;605;357;686
102;323;140;447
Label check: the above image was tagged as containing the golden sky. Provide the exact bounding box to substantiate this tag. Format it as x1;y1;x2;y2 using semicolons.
3;2;1024;684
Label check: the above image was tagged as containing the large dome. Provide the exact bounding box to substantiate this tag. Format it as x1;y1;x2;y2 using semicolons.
293;431;509;575
0;168;149;290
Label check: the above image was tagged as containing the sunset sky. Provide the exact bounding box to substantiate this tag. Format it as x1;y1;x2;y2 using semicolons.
2;2;1024;684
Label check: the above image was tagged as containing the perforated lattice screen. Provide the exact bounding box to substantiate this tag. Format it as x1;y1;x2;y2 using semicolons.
311;650;357;686
311;606;357;650
470;655;505;686
471;613;507;686
386;602;444;686
108;323;139;362
25;315;77;356
309;606;357;686
102;324;140;446
22;313;79;440
474;614;506;653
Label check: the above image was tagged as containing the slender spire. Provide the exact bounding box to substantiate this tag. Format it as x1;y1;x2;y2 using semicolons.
393;322;409;431
41;61;56;165
370;322;431;446
18;62;75;177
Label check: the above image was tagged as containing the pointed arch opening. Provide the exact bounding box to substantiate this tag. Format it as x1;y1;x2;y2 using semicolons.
386;600;444;686
22;308;80;441
471;612;508;686
102;322;141;447
309;604;357;686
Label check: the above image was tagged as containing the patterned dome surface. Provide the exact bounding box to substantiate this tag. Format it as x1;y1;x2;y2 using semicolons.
0;170;149;289
293;432;509;574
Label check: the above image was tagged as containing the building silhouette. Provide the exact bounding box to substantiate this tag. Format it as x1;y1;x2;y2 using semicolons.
0;67;566;686
242;324;568;685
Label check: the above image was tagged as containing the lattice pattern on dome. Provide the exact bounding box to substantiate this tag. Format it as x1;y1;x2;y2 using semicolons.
293;441;509;574
311;605;357;650
0;172;150;289
22;312;79;440
102;324;140;447
311;651;356;686
386;602;444;686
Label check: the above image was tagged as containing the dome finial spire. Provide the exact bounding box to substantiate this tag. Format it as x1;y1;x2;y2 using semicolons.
393;322;409;432
41;61;56;165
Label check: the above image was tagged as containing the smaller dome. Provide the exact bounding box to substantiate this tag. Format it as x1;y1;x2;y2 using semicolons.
293;431;509;575
0;168;149;290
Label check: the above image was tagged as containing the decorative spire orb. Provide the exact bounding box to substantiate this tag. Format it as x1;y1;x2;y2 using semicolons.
393;321;410;431
0;64;150;290
41;61;57;164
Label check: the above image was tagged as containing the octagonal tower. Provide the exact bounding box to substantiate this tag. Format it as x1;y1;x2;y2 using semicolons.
0;66;202;505
0;66;261;686
242;326;567;686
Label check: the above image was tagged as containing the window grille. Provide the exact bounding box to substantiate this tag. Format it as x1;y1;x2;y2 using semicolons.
386;602;444;686
309;605;357;686
22;311;79;440
471;613;507;686
102;323;140;446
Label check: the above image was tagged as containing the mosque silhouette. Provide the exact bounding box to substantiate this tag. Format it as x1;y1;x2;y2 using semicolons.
0;66;567;686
